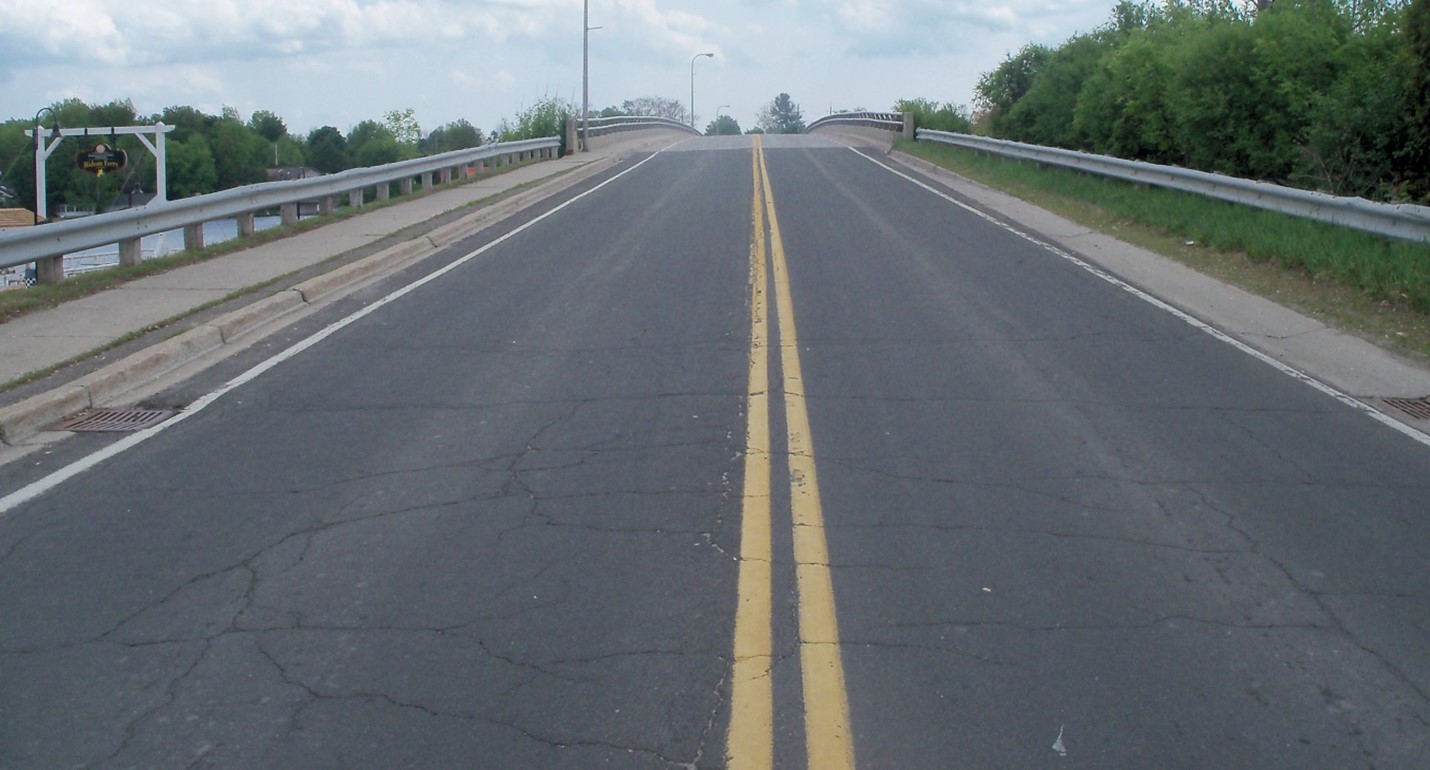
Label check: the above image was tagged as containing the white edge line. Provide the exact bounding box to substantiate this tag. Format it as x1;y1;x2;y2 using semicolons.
0;151;666;516
851;147;1430;449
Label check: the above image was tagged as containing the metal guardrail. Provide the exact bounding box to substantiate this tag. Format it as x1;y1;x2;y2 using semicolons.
0;136;562;275
581;115;701;138
917;130;1430;245
806;112;905;133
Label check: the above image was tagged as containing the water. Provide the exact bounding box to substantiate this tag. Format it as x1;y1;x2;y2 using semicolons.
1;216;284;288
65;216;284;275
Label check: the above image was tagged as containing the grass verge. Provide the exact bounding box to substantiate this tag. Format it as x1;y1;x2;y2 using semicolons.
895;139;1430;362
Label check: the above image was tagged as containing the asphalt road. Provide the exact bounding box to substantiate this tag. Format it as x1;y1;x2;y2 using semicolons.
1;135;1427;769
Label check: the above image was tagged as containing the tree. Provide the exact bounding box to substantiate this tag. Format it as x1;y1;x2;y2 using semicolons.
382;108;422;159
893;98;972;133
1000;33;1114;148
209;117;268;188
1403;0;1430;199
155;105;210;142
620;96;690;124
166;134;218;198
974;44;1050;131
249;110;287;142
705;115;742;135
757;93;805;134
422;119;483;154
348;120;402;167
306;126;351;173
0;119;35;210
497;96;573;155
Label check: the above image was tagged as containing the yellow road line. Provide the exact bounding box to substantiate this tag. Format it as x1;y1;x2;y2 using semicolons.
728;136;857;769
759;137;858;770
726;136;775;770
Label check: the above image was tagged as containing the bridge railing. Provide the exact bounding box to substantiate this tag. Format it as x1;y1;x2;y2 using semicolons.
805;112;906;133
0;136;562;283
916;130;1430;245
580;115;701;138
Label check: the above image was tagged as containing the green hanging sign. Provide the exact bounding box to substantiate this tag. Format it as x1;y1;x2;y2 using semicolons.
76;144;127;176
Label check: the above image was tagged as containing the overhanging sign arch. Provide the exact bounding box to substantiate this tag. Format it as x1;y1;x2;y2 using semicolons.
24;123;175;222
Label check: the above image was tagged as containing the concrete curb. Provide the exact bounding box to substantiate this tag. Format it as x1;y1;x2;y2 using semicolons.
213;290;306;344
0;385;89;446
0;151;627;449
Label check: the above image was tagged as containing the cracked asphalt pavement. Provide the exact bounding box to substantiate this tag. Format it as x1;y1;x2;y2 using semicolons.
2;136;1428;768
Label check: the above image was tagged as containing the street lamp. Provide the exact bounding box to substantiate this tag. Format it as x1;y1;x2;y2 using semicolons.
712;105;731;136
690;52;714;129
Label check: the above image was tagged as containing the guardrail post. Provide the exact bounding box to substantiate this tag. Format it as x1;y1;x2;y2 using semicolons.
903;112;915;141
183;223;204;251
399;178;414;196
375;183;390;202
348;190;363;209
320;196;336;215
237;212;257;237
119;238;142;267
281;203;299;226
438;169;452;185
420;171;433;190
35;255;64;284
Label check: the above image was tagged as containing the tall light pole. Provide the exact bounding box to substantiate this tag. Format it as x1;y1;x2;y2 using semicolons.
582;1;590;152
690;52;714;129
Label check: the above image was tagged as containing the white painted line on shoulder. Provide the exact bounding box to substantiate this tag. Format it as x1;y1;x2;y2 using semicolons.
0;151;667;517
851;147;1430;450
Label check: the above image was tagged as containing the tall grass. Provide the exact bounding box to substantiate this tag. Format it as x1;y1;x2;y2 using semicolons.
497;96;572;156
898;139;1430;312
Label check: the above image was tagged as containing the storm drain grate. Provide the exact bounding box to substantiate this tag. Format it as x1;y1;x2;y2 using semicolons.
1382;397;1430;422
59;408;177;433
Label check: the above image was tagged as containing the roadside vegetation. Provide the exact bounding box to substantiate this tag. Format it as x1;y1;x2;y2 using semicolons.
888;0;1430;359
973;0;1429;204
0;102;489;217
0;94;690;218
896;138;1430;359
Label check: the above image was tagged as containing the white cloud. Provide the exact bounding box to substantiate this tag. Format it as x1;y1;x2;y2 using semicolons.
0;0;563;68
0;0;1117;137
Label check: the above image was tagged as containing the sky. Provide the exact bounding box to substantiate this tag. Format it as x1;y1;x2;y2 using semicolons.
0;0;1120;137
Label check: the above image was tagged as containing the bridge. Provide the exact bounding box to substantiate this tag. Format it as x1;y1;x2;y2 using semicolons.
1;122;1428;769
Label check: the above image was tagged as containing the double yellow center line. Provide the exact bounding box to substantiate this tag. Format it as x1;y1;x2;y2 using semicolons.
727;136;856;770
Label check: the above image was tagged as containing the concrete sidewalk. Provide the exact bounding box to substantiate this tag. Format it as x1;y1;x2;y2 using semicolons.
0;131;691;444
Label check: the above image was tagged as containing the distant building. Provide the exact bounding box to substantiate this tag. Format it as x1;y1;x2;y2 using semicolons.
266;167;324;216
266;167;323;182
0;208;41;288
0;208;44;229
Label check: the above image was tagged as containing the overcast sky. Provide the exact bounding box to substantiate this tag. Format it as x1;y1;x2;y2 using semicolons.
1;0;1118;137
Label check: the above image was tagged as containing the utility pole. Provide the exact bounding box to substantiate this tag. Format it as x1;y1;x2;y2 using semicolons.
582;0;589;152
581;2;602;152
